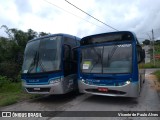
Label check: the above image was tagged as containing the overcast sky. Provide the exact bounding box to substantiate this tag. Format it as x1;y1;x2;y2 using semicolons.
0;0;160;41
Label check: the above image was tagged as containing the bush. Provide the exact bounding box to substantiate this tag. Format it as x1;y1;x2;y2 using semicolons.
143;63;157;68
0;61;21;82
0;75;11;88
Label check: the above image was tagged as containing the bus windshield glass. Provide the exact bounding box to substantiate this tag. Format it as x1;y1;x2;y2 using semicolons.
22;36;62;73
81;44;132;74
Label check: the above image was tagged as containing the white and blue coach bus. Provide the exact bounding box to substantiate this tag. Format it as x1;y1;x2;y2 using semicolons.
78;31;145;97
21;34;80;94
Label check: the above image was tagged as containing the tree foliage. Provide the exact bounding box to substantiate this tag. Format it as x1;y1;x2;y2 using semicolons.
0;25;49;82
155;40;160;45
142;39;150;45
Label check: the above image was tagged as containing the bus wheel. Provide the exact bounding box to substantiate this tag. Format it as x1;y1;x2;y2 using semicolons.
143;79;145;83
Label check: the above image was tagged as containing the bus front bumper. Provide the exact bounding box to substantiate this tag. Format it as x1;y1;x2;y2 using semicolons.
78;80;139;97
22;82;65;95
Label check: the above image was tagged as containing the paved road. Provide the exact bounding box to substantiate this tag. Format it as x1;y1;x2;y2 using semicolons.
0;69;160;120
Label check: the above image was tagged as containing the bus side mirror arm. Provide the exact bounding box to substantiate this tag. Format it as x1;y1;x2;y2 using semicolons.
72;46;79;51
64;44;71;50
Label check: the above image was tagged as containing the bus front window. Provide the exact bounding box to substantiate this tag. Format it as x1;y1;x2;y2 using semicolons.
81;46;103;73
81;44;132;74
22;36;62;73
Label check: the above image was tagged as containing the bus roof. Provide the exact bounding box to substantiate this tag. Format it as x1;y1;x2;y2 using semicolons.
80;31;139;46
28;33;81;43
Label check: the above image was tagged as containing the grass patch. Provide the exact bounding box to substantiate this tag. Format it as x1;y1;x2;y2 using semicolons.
0;77;42;107
0;93;18;106
140;63;156;68
153;70;160;83
140;60;160;69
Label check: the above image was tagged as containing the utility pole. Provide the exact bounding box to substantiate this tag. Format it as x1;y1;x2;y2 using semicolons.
152;29;155;66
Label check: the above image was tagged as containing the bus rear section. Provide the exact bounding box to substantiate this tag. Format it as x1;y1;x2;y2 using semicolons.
21;34;80;94
78;31;145;97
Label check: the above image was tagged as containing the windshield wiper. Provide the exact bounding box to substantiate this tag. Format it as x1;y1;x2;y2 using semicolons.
37;52;46;72
107;45;118;66
27;51;38;73
89;47;103;73
27;51;47;73
88;45;118;74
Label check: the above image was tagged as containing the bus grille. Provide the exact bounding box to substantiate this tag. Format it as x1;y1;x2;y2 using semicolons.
26;88;50;92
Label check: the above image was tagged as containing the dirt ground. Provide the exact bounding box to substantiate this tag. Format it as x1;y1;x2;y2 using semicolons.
146;74;160;92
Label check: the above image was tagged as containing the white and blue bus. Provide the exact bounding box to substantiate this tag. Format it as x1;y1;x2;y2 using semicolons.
21;34;80;94
78;31;145;97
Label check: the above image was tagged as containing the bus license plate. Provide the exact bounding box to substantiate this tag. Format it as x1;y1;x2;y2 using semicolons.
98;88;108;92
34;88;40;90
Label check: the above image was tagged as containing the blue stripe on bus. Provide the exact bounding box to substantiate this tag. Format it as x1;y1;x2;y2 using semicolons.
24;76;63;85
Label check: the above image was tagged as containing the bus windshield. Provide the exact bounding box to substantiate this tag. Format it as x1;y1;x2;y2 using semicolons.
81;44;132;74
22;36;62;73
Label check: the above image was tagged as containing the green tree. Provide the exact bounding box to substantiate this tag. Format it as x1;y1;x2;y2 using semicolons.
0;25;50;81
38;32;50;37
27;29;38;40
142;39;150;45
155;40;160;45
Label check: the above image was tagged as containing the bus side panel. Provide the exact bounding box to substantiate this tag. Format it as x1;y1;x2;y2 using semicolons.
62;74;77;93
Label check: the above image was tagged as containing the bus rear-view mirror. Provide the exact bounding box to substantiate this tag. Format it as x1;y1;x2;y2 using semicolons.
137;45;145;63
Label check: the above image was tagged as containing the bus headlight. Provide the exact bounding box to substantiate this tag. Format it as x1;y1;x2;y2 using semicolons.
125;80;131;85
49;79;61;84
81;79;85;82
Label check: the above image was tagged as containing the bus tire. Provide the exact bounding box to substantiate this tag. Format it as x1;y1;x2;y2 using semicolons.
143;79;145;83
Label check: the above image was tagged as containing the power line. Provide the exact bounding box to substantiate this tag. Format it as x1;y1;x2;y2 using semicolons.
65;0;119;31
42;0;107;30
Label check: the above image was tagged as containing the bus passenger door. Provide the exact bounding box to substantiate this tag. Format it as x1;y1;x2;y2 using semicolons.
63;44;73;92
